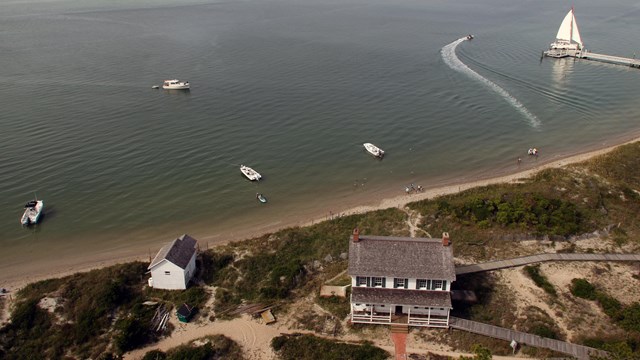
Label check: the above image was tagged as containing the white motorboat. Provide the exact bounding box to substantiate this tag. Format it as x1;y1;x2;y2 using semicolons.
240;165;262;181
544;8;583;58
21;199;43;226
162;79;190;90
363;143;384;158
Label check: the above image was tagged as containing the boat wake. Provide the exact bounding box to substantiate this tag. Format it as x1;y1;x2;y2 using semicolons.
441;38;541;128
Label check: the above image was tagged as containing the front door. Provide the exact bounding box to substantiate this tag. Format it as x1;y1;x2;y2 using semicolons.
395;305;403;315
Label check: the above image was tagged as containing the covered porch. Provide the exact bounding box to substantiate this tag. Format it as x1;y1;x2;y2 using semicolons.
350;288;451;328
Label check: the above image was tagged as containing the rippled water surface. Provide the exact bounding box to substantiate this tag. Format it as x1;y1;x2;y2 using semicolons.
1;0;639;276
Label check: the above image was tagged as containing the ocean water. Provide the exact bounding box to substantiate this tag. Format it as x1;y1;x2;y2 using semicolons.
1;0;639;278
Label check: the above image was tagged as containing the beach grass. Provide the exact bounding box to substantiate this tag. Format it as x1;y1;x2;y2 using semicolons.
271;334;389;360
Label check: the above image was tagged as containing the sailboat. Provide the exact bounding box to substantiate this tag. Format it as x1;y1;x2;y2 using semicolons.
545;8;583;58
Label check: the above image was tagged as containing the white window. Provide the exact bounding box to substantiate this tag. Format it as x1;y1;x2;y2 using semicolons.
416;279;427;289
357;276;368;286
164;271;171;275
432;280;443;290
393;278;406;288
372;277;384;287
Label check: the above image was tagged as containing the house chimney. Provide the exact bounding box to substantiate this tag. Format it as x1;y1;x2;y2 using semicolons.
442;232;450;246
352;228;360;242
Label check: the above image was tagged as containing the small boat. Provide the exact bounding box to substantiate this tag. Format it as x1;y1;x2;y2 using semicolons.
240;165;262;181
544;8;583;58
466;34;474;40
162;79;190;90
151;85;159;89
21;198;44;226
363;143;384;158
256;193;267;203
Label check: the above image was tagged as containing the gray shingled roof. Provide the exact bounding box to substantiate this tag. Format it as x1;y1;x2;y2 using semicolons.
348;235;455;281
148;234;198;270
352;287;452;308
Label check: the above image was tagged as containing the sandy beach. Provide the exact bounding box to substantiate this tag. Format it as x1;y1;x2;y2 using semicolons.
1;136;638;293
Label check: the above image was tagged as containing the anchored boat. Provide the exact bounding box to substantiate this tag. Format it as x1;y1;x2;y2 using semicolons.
256;193;267;203
363;143;384;158
240;165;262;181
21;198;43;226
162;79;190;90
544;8;583;58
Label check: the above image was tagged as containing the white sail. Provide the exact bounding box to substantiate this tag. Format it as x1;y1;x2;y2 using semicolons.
571;15;582;46
555;9;582;47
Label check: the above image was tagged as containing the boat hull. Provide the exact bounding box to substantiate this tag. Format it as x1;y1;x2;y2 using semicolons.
21;200;43;226
363;143;384;158
162;85;190;90
240;165;262;181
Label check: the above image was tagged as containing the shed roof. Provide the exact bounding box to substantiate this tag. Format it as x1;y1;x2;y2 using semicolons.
352;287;452;308
348;235;455;281
177;303;194;317
148;234;197;270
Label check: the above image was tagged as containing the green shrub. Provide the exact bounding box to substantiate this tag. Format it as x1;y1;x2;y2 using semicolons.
143;335;243;360
570;278;597;300
271;334;389;360
437;193;584;237
199;251;233;285
595;292;623;319
619;303;640;332
524;265;556;296
142;350;167;360
529;325;558;339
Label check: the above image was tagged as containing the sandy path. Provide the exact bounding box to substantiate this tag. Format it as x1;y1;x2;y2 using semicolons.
125;314;537;360
124;315;282;360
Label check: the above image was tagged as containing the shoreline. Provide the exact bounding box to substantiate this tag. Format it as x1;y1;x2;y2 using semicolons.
2;136;638;292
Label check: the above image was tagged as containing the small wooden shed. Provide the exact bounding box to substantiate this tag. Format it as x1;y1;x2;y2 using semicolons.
176;303;195;323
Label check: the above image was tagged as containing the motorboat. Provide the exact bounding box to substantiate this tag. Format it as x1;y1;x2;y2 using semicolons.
21;199;43;226
256;193;267;203
162;79;190;90
240;165;262;181
466;34;474;40
363;143;384;158
151;85;159;89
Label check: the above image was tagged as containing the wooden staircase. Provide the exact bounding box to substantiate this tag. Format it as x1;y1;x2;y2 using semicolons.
391;324;409;334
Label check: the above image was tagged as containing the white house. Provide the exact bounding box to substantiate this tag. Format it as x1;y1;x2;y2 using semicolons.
148;234;198;290
348;229;456;328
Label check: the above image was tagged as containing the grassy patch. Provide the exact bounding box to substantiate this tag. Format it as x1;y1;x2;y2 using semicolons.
271;334;389;360
0;262;171;359
523;265;556;297
570;278;597;300
210;209;407;315
581;334;640;360
145;285;209;309
316;293;351;320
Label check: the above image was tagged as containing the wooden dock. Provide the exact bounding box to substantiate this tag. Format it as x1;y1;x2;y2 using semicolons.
449;317;607;359
456;253;640;275
577;50;640;68
545;48;640;68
